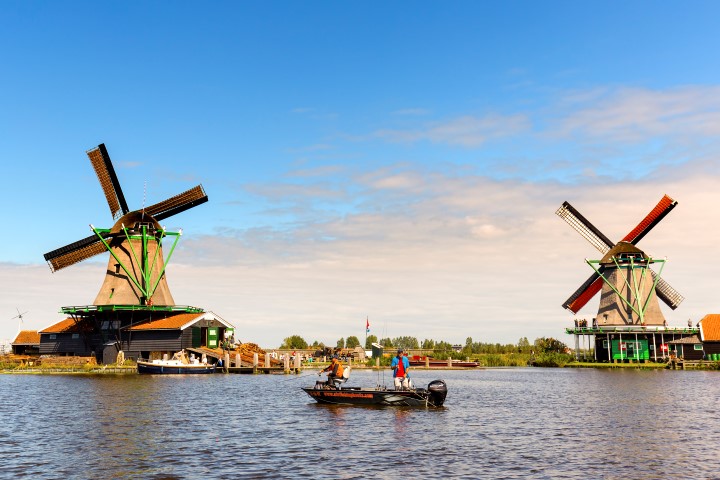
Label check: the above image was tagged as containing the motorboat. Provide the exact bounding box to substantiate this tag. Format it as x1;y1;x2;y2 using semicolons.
137;350;216;374
301;367;447;407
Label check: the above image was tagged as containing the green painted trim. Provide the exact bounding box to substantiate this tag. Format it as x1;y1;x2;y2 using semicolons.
148;230;181;299
60;304;205;314
587;259;643;319
121;223;147;298
92;226;148;298
147;227;165;297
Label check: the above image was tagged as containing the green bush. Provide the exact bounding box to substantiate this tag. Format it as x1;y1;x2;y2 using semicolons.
531;352;574;368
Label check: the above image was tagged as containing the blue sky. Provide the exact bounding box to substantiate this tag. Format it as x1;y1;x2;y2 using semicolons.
3;2;720;347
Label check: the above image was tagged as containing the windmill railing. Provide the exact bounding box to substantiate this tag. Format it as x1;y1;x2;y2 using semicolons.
565;326;699;335
60;305;205;315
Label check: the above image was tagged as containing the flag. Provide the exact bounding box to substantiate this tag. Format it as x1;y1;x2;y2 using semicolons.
366;317;370;334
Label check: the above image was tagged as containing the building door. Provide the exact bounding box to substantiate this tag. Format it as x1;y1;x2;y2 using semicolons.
207;327;219;349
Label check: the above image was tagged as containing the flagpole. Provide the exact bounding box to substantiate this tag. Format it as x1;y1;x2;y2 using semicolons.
365;316;368;350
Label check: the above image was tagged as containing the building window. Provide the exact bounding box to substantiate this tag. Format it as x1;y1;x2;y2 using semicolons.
603;340;609;348
72;334;80;339
49;334;56;340
694;344;703;351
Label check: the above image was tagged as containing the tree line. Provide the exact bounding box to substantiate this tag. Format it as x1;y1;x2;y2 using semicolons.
279;334;568;355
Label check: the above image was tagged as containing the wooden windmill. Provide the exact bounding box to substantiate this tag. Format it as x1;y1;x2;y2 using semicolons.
43;144;208;307
556;195;684;326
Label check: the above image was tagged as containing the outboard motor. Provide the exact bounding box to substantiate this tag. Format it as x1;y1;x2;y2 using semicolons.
427;379;448;407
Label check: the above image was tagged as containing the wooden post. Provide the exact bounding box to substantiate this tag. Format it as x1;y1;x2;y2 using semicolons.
447;357;452;368
284;354;290;373
294;353;301;372
375;357;380;369
224;352;230;373
425;357;429;368
264;353;270;368
235;353;241;368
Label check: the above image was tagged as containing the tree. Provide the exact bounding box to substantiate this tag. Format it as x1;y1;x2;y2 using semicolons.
346;336;360;348
336;337;345;349
421;338;435;349
281;335;308;349
380;337;393;348
365;334;378;349
534;337;568;354
392;336;419;350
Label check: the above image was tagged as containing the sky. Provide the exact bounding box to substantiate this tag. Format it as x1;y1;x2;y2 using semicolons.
2;1;720;348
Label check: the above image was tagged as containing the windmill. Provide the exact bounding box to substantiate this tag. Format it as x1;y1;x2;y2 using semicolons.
11;308;28;336
43;144;208;307
556;195;684;326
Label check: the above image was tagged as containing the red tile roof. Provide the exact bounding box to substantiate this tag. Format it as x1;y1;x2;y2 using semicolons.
127;312;203;331
12;330;40;345
40;318;80;334
700;314;720;341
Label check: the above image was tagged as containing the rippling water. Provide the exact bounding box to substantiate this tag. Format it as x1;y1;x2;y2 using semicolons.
1;368;719;479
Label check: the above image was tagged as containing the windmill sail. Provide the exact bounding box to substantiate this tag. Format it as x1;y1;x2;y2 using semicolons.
621;194;677;244
44;232;114;272
144;185;208;221
556;202;613;254
87;144;129;220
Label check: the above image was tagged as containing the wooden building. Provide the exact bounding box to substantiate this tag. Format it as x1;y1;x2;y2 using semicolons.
698;314;720;359
39;310;234;364
667;335;704;361
11;330;40;355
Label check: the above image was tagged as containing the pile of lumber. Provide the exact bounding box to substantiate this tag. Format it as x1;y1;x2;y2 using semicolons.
39;356;97;367
238;342;265;356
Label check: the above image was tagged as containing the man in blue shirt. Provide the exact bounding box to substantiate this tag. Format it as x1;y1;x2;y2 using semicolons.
391;348;410;390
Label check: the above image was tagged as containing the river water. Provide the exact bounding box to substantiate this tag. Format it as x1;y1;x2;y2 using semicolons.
1;368;718;479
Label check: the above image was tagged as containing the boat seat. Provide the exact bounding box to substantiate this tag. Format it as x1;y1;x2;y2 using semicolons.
333;366;351;389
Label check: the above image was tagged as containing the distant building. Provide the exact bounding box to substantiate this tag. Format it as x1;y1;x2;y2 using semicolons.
698;314;720;359
11;330;40;355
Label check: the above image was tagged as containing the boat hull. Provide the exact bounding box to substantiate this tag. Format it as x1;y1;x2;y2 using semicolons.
302;380;447;407
137;361;216;374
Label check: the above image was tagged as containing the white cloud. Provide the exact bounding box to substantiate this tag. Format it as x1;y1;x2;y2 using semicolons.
375;114;530;147
556;86;720;142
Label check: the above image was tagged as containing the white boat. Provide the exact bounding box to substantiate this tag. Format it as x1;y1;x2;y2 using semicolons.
137;350;216;374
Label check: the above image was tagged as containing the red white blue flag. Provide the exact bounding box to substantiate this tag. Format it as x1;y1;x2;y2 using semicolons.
366;317;370;333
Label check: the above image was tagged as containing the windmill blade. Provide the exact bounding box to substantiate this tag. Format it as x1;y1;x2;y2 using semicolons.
87;144;130;220
144;185;208;221
649;270;684;310
621;194;677;244
43;232;113;272
556;201;614;254
562;268;606;313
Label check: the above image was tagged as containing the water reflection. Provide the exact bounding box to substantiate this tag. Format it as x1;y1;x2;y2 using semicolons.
2;368;720;478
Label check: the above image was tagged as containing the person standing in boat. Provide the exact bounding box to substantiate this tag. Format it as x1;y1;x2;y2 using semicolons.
320;355;344;387
391;348;410;390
